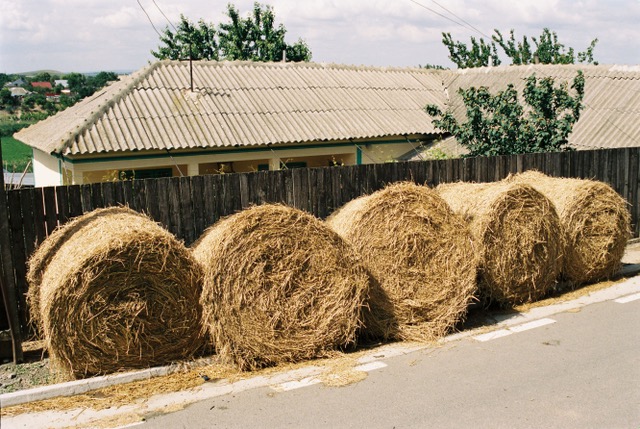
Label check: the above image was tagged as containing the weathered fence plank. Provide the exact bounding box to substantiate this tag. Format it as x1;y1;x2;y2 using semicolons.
1;148;639;341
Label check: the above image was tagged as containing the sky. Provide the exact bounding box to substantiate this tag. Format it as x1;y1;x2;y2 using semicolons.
1;0;639;74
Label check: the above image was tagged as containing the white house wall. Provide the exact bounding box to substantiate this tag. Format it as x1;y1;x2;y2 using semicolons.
61;139;419;185
69;145;359;185
32;149;61;187
359;142;415;164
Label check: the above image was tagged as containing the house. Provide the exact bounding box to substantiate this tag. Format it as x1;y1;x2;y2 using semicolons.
14;61;640;187
15;61;447;187
31;81;53;89
9;87;30;98
4;78;26;88
54;79;69;88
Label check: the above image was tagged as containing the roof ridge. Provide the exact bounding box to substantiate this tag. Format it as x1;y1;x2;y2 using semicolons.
171;59;438;74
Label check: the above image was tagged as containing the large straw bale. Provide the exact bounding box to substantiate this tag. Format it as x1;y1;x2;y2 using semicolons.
193;204;370;371
27;207;205;379
326;182;477;341
437;181;563;306
507;170;631;284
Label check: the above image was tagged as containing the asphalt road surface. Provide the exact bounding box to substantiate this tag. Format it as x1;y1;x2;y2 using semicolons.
143;297;640;429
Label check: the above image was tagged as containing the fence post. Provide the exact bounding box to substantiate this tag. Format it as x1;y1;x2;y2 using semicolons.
0;140;24;363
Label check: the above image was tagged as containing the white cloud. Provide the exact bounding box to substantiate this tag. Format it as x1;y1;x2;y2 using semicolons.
0;0;639;73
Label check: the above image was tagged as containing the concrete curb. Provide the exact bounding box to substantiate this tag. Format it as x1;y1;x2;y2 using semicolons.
1;365;173;408
2;269;640;409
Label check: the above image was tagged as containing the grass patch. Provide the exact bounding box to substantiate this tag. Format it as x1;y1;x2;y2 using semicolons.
1;136;32;172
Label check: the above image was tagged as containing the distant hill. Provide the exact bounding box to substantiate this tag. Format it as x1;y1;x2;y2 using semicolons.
15;69;65;77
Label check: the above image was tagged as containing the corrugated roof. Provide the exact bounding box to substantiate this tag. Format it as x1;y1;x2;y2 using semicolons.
15;62;640;156
441;64;640;150
16;61;446;156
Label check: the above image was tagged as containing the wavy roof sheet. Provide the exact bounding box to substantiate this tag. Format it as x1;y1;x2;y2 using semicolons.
17;61;445;156
442;64;640;150
15;62;640;156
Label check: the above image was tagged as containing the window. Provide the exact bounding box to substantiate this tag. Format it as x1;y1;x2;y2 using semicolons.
119;168;173;180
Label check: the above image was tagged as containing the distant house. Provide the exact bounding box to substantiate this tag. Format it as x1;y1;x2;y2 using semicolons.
31;81;53;89
54;79;69;88
4;78;26;88
45;93;60;102
9;87;30;98
14;61;640;187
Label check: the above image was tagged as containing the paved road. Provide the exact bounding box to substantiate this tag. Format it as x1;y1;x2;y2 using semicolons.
143;297;640;429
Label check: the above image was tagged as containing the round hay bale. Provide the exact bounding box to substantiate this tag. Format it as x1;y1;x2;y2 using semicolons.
506;170;631;285
27;207;126;333
326;182;477;341
436;181;563;306
193;204;370;371
29;207;205;379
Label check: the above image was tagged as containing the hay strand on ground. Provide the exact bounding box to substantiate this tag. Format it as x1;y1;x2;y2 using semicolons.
30;207;205;379
193;204;371;371
326;182;477;341
506;170;631;285
437;181;563;306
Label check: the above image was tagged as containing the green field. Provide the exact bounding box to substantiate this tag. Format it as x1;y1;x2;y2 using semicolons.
1;136;33;172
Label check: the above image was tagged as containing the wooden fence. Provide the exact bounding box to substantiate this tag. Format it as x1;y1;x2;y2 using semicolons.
1;147;638;360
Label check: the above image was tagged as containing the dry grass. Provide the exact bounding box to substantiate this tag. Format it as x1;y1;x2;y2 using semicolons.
437;181;563;306
0;348;379;419
27;207;206;379
326;182;477;341
506;170;631;286
193;204;371;371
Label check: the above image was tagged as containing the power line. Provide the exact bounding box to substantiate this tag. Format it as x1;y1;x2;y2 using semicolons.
407;0;489;39
427;0;490;39
137;0;163;38
406;0;472;33
152;0;178;32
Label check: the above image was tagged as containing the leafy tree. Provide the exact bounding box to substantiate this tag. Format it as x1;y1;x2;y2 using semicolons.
64;73;87;93
0;73;12;88
0;88;19;110
493;28;598;65
442;32;501;68
91;71;119;88
419;64;447;70
218;3;311;62
425;71;585;156
152;2;311;62
152;15;219;61
443;28;598;68
31;72;52;83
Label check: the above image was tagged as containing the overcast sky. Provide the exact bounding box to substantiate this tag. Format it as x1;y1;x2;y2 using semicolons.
1;0;638;74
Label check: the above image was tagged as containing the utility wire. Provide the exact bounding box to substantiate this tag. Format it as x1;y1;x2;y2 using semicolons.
137;0;162;37
406;0;471;33
152;0;178;32
427;0;490;39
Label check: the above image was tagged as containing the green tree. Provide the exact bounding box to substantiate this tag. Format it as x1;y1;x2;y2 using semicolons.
444;28;598;68
64;73;87;93
218;3;311;61
152;15;219;60
31;72;52;83
152;2;311;62
0;88;19;110
442;32;501;68
425;71;585;156
493;28;598;65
